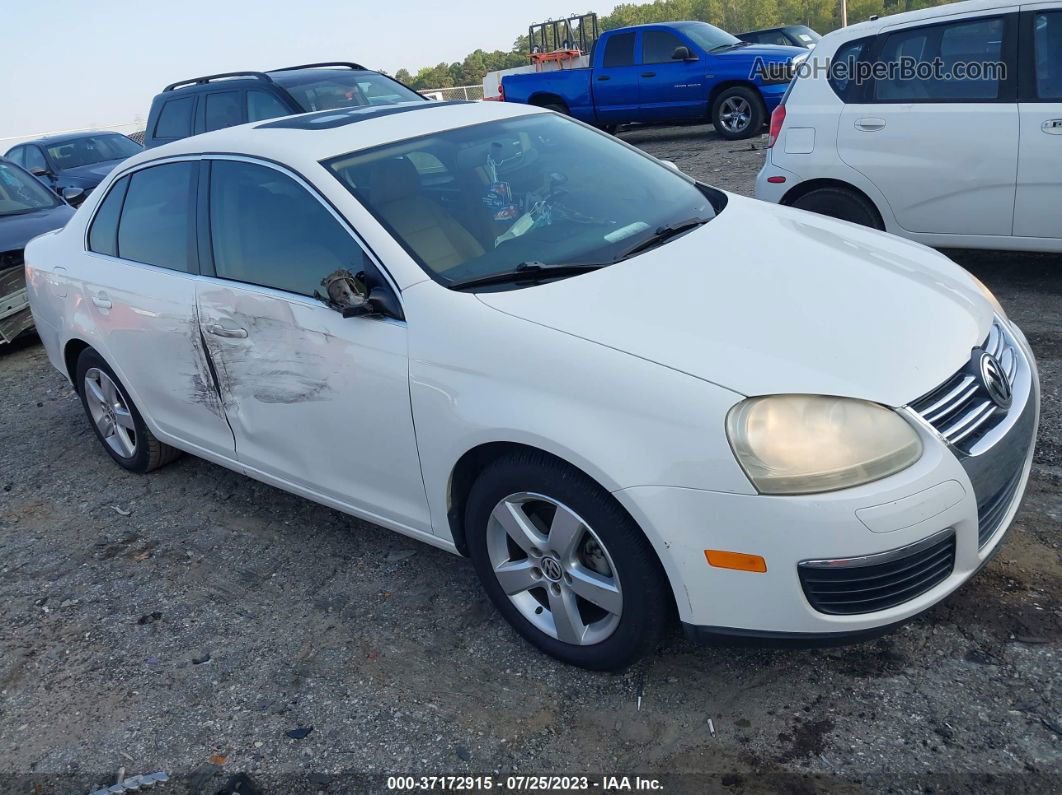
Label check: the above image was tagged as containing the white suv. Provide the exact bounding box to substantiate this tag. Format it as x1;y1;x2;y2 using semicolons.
756;0;1062;253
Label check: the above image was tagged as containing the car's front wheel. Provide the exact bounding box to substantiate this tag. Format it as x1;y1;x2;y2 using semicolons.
76;347;182;473
466;452;672;670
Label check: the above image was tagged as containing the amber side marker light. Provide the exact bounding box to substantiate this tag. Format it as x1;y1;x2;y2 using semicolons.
705;549;767;573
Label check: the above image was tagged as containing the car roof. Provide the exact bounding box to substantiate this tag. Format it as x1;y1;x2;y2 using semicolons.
113;99;547;176
837;0;1012;38
11;131;130;147
159;64;386;95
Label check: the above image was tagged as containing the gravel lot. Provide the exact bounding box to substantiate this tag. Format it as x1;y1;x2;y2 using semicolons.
1;123;1059;794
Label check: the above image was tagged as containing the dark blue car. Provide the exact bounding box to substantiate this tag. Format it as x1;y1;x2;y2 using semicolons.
502;21;806;139
4;132;142;206
0;158;74;343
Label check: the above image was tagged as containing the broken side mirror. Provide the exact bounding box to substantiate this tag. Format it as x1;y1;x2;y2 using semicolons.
316;268;402;320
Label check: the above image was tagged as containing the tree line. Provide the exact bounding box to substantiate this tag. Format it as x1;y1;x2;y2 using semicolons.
393;0;957;89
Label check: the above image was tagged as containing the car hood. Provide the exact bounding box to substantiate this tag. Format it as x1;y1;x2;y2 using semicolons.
0;204;75;256
61;158;125;185
715;43;806;61
476;194;993;407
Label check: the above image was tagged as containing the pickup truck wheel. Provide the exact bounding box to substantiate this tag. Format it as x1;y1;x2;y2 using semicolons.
76;348;182;474
538;102;569;115
466;452;672;671
790;187;885;230
711;87;764;140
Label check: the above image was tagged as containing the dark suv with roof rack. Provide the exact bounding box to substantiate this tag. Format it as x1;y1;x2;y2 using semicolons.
143;62;425;148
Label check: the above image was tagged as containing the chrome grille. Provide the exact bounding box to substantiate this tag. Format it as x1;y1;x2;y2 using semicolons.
909;320;1017;452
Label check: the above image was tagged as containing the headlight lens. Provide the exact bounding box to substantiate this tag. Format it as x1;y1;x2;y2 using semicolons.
726;395;923;495
969;273;1007;319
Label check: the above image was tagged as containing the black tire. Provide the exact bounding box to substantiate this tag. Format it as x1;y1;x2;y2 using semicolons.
466;451;672;670
790;187;884;230
599;123;619;135
710;86;765;140
537;101;569;115
75;347;182;474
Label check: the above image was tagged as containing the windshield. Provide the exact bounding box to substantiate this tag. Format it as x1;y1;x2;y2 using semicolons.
789;26;821;45
273;71;424;112
45;134;142;170
0;162;59;215
675;21;741;51
324;114;719;289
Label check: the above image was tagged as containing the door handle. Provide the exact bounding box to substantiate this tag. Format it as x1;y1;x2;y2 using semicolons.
641;71;656;78
206;323;248;339
91;292;111;310
597;75;610;81
855;118;886;132
1042;119;1062;135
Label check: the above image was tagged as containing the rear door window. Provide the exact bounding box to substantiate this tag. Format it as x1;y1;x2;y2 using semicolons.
117;163;196;271
873;17;1006;101
602;32;636;67
154;97;194;139
205;91;244;131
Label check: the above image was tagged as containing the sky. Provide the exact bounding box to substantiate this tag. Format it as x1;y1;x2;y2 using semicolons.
0;0;617;143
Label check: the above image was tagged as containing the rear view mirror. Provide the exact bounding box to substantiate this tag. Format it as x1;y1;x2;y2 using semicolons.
672;46;697;61
30;167;53;178
316;268;402;320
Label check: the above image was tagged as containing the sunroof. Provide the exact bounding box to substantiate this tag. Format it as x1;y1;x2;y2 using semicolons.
255;100;473;131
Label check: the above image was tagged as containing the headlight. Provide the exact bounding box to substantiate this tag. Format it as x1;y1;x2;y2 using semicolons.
726;395;923;495
969;273;1007;319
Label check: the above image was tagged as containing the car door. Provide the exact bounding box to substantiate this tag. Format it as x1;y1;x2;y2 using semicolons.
195;157;431;532
1014;5;1062;238
81;159;236;457
593;31;642;123
638;27;705;121
837;11;1019;236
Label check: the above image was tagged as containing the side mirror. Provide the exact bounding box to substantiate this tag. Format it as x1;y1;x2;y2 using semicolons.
661;160;681;172
30;167;53;179
63;187;86;207
672;46;697;61
316;269;403;320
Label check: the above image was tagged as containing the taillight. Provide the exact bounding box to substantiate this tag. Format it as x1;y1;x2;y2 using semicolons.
767;104;786;148
498;82;505;102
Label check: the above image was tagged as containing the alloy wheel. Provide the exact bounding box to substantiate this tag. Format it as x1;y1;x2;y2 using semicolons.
719;96;752;134
84;368;137;458
486;492;623;645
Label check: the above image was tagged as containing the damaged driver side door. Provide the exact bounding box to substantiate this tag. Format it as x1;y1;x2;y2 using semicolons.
195;157;431;534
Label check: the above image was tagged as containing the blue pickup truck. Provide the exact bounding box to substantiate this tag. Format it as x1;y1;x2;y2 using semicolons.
502;21;806;140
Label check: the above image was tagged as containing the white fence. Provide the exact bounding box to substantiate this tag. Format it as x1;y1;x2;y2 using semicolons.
420;84;485;102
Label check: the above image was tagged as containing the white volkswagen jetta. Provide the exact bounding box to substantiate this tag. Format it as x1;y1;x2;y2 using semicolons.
26;100;1039;670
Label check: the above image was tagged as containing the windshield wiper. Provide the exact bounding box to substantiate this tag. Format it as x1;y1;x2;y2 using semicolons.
613;217;711;262
710;41;750;52
448;261;604;290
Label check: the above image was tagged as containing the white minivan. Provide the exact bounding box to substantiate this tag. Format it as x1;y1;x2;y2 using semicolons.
756;0;1062;253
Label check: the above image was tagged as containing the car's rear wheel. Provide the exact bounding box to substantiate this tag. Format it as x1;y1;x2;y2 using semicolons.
76;347;182;473
711;86;764;140
790;187;884;230
466;452;671;670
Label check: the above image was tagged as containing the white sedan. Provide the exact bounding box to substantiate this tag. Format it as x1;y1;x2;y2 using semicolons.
26;100;1039;669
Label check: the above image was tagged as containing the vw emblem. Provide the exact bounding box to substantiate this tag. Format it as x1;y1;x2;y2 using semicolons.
540;556;564;582
977;351;1012;409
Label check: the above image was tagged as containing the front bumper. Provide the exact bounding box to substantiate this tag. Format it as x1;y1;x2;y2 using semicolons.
614;318;1039;637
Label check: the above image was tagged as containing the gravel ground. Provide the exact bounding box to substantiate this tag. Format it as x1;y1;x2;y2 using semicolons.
1;124;1059;794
